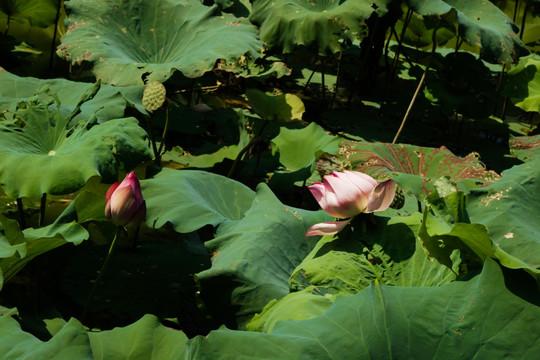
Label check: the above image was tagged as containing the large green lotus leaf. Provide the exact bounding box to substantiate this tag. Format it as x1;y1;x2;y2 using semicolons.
467;159;540;269
58;0;264;85
197;184;330;328
0;67;145;122
194;259;540;359
509;134;540;162
0;316;93;360
0;97;151;198
141;168;256;233
245;89;305;123
420;190;540;280
0;0;58;27
0;201;88;290
502;54;540;113
291;213;458;296
249;0;391;55
88;314;189;359
246;289;334;333
339;141;499;199
0;313;189;360
406;0;528;63
271;122;340;171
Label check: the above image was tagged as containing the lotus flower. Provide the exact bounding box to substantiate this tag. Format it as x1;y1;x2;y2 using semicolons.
305;171;396;236
105;171;146;227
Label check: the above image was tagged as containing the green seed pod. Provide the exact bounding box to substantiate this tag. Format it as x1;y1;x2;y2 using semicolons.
142;81;166;111
390;185;405;209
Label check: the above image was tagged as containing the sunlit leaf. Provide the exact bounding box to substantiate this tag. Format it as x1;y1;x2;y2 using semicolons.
58;0;263;85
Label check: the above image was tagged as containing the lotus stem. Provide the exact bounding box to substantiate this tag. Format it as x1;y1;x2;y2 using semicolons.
227;138;261;178
145;115;160;166
48;0;62;72
4;14;10;35
39;193;47;227
513;0;520;22
392;22;440;144
519;2;528;40
16;198;26;229
321;56;326;104
389;7;413;81
81;225;122;323
330;52;342;108
157;100;170;157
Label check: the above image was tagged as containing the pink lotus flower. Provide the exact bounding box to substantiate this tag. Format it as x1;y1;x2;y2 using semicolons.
105;171;146;227
305;170;396;236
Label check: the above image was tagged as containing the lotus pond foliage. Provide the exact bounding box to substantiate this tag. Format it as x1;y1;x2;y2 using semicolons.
0;0;539;359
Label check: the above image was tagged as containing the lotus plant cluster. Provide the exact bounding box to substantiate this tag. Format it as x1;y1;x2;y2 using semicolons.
305;170;396;236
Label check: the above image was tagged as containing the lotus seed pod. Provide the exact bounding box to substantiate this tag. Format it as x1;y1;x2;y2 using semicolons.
142;81;166;111
389;185;405;210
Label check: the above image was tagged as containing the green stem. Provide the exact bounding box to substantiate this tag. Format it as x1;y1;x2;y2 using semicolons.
48;0;62;72
157;100;170;158
519;2;528;40
81;226;122;322
16;198;26;229
39;193;47;227
392;22;440;144
145;115;160;166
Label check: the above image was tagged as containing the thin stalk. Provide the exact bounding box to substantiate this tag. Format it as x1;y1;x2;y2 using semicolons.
330;52;343;108
493;64;506;116
16;198;26;229
519;2;528;39
389;7;413;81
513;0;520;22
321;57;326;104
227;138;261;178
4;14;10;35
157;101;170;157
304;66;317;90
392;23;440;144
39;193;47;227
145;116;160;166
48;0;62;72
81;226;122;322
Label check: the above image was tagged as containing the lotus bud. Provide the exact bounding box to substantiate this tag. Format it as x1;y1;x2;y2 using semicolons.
305;170;396;236
105;171;146;227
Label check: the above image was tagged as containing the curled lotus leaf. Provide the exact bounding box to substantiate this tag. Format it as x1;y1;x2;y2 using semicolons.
0;93;151;198
249;0;391;55
57;0;264;85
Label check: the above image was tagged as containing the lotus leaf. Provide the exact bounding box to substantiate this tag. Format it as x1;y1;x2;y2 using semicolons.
246;89;305;123
406;0;529;63
0;94;151;198
271;122;340;171
0;202;88;290
58;0;264;85
0;67;145;123
467;159;540;269
249;0;391;55
339;141;499;199
0;0;58;27
509;134;540;162
419;189;540;279
502;54;540;113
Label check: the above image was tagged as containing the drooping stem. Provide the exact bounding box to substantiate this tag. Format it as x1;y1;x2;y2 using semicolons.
16;198;26;229
392;22;440;144
48;0;62;72
227;138;261;178
39;193;47;227
81;226;122;322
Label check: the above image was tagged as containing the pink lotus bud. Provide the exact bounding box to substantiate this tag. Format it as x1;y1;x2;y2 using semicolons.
305;170;396;236
104;171;146;227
